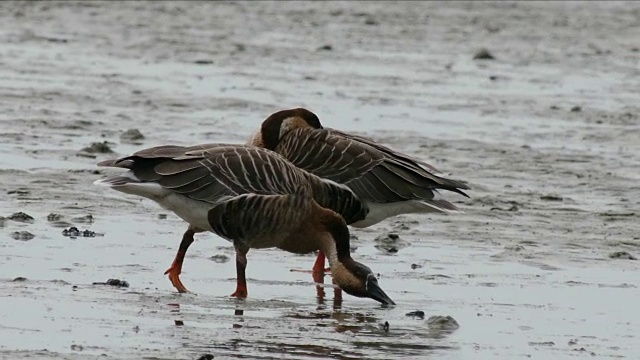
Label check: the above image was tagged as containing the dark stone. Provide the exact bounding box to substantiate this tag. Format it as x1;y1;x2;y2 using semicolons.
81;141;114;154
8;212;34;223
93;279;130;288
11;231;35;241
608;251;637;260
473;48;495;60
405;310;425;319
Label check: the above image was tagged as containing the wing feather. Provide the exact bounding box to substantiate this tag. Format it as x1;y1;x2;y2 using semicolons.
274;128;469;211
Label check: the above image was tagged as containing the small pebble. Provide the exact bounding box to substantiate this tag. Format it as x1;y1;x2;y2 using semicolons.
426;315;460;331
197;355;214;360
7;189;30;196
81;141;113;154
175;320;184;326
405;310;425;319
11;231;35;241
540;195;563;201
411;263;422;269
92;278;130;288
210;254;230;263
72;214;94;224
12;277;27;282
570;106;582;112
47;213;63;222
8;212;34;223
62;227;102;238
374;233;410;253
158;214;167;220
120;129;145;143
317;44;333;51
473;48;495;60
364;17;379;26
608;251;637;260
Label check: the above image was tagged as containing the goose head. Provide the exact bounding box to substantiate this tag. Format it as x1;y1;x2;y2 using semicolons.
323;213;395;305
332;259;395;305
248;108;322;150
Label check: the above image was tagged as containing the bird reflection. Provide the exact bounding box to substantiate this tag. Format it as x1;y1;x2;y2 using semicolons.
314;270;342;310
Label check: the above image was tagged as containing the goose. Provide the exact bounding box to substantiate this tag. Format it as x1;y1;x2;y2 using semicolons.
94;144;394;305
247;108;470;273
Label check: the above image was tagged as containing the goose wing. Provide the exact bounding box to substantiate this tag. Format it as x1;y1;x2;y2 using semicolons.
207;189;310;247
275;128;469;210
98;144;310;204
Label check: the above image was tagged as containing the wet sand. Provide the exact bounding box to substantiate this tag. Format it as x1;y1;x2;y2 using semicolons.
1;1;639;359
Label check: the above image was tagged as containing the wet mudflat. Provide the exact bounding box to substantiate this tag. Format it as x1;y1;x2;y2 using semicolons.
1;1;639;359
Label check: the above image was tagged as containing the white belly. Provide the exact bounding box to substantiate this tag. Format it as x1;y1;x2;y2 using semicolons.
159;192;215;232
97;178;216;232
351;200;451;228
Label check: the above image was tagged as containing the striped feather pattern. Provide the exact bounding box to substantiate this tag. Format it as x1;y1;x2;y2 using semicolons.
98;144;368;229
273;127;469;212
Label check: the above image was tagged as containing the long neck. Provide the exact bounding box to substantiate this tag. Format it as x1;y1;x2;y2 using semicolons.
316;208;352;270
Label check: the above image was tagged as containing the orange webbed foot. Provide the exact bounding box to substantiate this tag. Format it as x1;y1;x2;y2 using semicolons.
164;264;189;293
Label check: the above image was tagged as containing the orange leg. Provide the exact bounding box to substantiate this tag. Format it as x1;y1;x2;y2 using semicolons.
164;228;196;293
230;250;248;298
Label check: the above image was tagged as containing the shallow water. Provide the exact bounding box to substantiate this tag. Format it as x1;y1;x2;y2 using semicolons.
1;1;639;359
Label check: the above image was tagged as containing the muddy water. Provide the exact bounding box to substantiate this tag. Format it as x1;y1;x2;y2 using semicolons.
1;1;639;359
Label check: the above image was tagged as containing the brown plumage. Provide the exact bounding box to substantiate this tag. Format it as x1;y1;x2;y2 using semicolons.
247;108;470;272
94;144;394;304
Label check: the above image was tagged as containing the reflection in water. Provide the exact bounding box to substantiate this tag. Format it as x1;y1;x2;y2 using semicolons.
233;307;244;328
168;302;180;314
313;270;343;310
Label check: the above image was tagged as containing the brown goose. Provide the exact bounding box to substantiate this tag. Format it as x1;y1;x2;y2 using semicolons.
94;144;394;305
248;108;470;272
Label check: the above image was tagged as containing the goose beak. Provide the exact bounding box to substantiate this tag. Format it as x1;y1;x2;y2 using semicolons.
366;278;395;305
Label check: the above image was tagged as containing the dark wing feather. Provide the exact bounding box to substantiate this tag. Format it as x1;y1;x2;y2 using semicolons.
207;190;310;247
274;128;469;207
98;144;314;205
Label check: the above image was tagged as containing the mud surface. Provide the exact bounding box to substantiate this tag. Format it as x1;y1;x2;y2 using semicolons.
1;1;639;359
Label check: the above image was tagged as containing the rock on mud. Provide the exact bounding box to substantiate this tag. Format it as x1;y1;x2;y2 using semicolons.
80;141;114;154
197;354;214;360
47;213;63;222
71;214;94;224
120;128;145;143
374;233;411;254
540;195;563;201
11;231;35;241
608;251;637;260
473;48;495;60
47;213;73;228
210;254;230;263
406;310;425;319
62;226;103;238
93;279;130;288
426;315;460;331
8;212;34;223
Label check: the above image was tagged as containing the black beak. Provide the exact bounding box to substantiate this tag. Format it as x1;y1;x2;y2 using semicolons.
366;278;395;306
